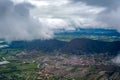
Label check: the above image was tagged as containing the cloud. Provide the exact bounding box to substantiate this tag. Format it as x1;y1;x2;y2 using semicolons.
97;7;120;32
112;54;120;66
0;0;54;42
73;0;120;32
31;0;105;28
0;0;120;42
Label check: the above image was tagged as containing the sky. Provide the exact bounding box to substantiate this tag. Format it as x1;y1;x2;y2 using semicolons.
0;0;120;42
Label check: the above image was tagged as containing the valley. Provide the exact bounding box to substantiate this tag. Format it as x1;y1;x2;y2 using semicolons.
0;28;120;80
0;49;120;80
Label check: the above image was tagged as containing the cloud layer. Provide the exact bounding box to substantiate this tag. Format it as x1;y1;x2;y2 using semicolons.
0;0;120;41
73;0;120;31
0;0;54;42
31;0;105;28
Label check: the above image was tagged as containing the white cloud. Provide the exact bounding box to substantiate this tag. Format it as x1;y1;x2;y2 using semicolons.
97;7;120;32
30;0;105;29
0;0;119;42
112;54;120;66
0;0;54;42
11;0;120;32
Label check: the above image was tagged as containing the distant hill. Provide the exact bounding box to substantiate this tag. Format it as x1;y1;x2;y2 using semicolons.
8;38;120;55
55;28;120;36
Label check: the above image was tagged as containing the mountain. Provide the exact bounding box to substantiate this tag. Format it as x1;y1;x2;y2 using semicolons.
62;38;120;55
8;38;120;55
9;39;67;52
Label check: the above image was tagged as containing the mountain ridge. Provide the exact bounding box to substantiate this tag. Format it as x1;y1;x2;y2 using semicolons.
7;38;120;55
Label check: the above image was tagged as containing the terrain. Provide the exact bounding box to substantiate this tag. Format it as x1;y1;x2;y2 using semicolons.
9;38;120;55
55;28;120;42
0;28;120;80
0;50;120;80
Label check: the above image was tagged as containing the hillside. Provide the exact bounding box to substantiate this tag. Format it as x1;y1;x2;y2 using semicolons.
8;38;120;55
62;38;120;55
9;39;67;52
